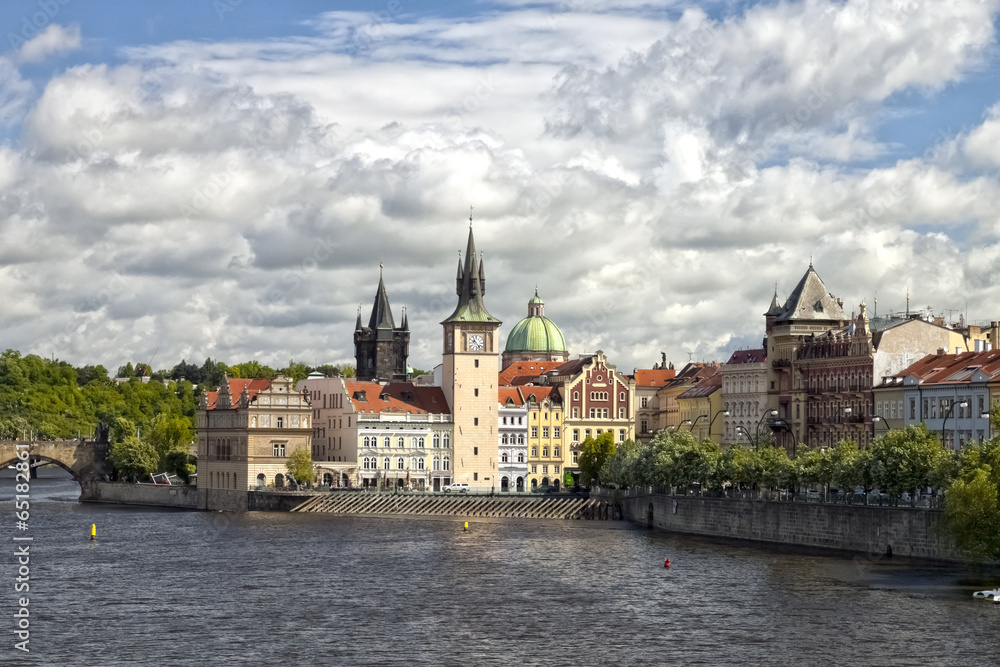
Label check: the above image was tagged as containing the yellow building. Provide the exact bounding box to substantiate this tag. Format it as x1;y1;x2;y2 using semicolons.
522;386;565;490
676;373;724;442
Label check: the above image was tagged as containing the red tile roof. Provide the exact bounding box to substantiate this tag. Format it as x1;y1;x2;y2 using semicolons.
896;349;1000;385
631;369;677;387
519;386;562;405
346;381;451;414
499;386;525;406
205;378;272;410
498;361;564;385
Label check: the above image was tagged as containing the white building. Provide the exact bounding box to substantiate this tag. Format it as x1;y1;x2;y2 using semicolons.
498;387;529;492
720;348;768;446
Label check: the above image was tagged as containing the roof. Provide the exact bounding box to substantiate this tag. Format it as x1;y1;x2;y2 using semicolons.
345;381;451;414
499;386;525;406
676;374;722;400
519;385;562;405
205;377;271;410
498;361;565;386
725;348;767;364
442;224;501;324
631;369;677;387
895;349;1000;386
776;264;845;322
504;314;567;353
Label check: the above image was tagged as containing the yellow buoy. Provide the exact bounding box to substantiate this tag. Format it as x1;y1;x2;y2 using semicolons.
90;524;96;541
463;521;468;532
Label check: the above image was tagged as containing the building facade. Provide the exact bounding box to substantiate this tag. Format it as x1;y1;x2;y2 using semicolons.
498;387;529;492
197;375;313;490
631;366;677;442
354;269;410;382
720;348;768;446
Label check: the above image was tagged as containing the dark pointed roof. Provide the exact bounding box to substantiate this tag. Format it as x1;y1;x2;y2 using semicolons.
765;284;781;317
368;269;396;330
443;223;501;324
776;265;845;322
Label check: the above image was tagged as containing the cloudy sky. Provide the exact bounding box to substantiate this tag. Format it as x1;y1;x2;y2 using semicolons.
2;0;1000;375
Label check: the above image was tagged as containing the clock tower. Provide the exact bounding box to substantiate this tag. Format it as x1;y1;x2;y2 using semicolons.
442;219;501;491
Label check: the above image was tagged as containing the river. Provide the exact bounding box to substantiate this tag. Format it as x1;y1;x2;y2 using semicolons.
3;468;1000;665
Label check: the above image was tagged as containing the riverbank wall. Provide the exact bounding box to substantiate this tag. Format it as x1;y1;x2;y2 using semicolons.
79;481;247;512
618;493;969;562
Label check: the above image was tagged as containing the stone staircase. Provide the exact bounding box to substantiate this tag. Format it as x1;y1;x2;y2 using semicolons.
290;492;610;520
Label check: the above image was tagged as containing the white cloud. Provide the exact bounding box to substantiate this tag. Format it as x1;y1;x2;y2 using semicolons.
17;24;81;64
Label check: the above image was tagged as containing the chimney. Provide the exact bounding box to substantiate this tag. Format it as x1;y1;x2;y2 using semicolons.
937;348;946;356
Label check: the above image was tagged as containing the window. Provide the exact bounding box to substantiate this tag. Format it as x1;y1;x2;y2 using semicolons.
475;360;479;368
572;452;578;464
517;452;524;463
272;443;285;457
572;408;579;418
542;427;549;438
641;397;648;408
641;419;648;433
573;429;579;442
589;408;595;418
443;434;450;447
531;446;537;457
619;429;625;442
474;388;479;397
397;457;404;470
474;447;478;455
531;427;538;437
474;418;479;426
585;429;591;439
573;391;579;400
276;417;283;428
501;452;508;462
417;458;425;470
554;427;560;438
554;465;560;474
443;457;450;471
502;434;509;445
517;435;524;445
542;447;549;457
531;465;537;473
433;433;441;447
617;408;623;418
383;457;390;470
620;392;625;401
473;472;478;481
397;436;405;448
411;436;418;447
433;457;440;470
418;437;425;448
542;465;548;474
384;436;391;447
554;446;560;457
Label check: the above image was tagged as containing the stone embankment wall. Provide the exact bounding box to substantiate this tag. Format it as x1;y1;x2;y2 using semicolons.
79;481;248;512
619;494;968;562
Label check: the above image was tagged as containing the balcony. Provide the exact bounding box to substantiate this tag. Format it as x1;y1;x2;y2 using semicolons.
772;359;791;369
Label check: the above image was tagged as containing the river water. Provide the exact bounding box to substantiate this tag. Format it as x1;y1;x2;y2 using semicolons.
3;468;1000;665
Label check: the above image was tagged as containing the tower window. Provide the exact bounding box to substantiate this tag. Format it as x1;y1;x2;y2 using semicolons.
474;388;479;397
475;359;479;368
474;418;479;426
474;447;479;455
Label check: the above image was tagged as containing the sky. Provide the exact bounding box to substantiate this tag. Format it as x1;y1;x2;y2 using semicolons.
2;0;1000;376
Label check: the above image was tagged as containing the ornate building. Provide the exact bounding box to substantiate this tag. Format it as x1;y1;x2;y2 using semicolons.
498;387;529;492
354;269;410;382
441;222;502;492
501;289;569;367
197;375;313;491
720;348;768;446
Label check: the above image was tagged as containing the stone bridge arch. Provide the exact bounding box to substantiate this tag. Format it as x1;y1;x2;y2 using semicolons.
0;440;110;482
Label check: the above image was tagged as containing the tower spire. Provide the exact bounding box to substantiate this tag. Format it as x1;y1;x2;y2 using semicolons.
442;220;500;324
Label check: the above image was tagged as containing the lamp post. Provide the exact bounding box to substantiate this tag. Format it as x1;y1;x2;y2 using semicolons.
708;409;730;439
754;409;779;450
677;419;692;432
940;399;969;449
871;415;889;441
689;414;708;432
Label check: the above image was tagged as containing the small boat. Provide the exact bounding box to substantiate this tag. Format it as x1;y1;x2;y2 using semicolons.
973;589;1000;603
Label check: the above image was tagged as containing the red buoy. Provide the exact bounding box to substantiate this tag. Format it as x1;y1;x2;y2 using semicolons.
664;558;671;568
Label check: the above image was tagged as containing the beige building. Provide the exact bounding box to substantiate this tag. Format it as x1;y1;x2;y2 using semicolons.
197;375;313;490
441;224;502;492
631;367;677;442
298;376;454;490
676;372;724;442
720;348;768;446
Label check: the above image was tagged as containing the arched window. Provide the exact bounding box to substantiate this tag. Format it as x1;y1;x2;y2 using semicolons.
501;452;508;463
517;452;524;463
383;457;390;470
383;436;391;448
433;433;441;447
411;436;418;448
397;436;405;448
397;457;404;470
443;434;450;448
443;456;450;471
418;437;425;447
517;435;524;445
433;457;441;470
417;458;425;470
363;436;370;447
502;434;509;445
410;457;417;470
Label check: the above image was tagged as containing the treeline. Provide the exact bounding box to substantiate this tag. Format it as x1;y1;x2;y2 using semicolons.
0;349;357;442
580;424;1000;562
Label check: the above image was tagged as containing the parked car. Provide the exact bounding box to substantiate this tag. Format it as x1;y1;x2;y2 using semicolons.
443;483;469;493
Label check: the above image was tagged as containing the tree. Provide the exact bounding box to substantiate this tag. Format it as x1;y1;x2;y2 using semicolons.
578;432;615;485
109;435;158;481
944;468;1000;562
147;414;193;463
868;423;948;499
285;447;314;487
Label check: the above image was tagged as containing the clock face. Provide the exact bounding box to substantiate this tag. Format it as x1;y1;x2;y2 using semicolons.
469;334;485;351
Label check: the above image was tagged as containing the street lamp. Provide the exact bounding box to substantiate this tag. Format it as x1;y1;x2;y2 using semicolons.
871;415;889;439
689;414;708;431
708;409;730;436
677;419;692;432
754;409;779;450
941;400;969;449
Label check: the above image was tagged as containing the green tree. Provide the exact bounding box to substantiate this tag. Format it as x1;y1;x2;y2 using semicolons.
109;435;158;481
944;468;1000;562
578;432;616;485
285;447;314;486
868;423;948;500
147;413;193;463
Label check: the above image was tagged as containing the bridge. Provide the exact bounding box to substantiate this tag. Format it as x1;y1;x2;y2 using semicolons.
0;439;110;482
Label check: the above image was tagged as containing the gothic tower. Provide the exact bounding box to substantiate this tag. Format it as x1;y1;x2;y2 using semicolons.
441;219;502;490
354;268;410;382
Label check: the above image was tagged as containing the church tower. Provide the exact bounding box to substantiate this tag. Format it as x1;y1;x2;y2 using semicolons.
442;218;502;491
354;268;410;382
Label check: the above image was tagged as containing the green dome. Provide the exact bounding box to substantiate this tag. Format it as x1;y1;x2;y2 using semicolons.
505;315;567;354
